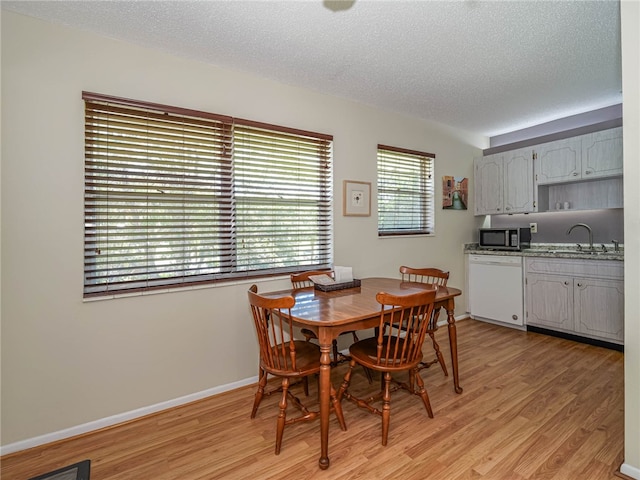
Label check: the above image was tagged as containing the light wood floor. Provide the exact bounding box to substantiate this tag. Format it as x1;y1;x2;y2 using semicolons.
1;319;624;480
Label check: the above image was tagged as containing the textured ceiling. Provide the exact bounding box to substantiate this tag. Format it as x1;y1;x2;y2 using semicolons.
2;0;622;137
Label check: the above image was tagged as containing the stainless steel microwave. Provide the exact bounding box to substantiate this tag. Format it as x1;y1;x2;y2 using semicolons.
479;227;531;251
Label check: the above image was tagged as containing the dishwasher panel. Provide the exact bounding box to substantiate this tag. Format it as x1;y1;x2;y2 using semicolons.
468;254;524;328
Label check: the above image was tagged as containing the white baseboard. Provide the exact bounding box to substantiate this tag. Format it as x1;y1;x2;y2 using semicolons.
621;463;640;479
0;376;258;457
437;313;470;327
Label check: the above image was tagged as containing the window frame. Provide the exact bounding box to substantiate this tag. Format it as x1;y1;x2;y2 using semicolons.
376;144;435;237
83;92;333;298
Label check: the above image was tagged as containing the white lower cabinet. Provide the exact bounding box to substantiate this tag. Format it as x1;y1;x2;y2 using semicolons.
525;258;624;344
526;273;573;332
573;277;624;341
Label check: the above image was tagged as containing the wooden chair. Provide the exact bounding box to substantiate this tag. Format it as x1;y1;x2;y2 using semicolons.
249;285;309;405
337;288;438;445
247;285;347;454
399;266;450;377
291;271;360;366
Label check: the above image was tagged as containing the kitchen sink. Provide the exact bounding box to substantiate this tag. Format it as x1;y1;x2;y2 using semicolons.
583;250;623;256
539;249;622;256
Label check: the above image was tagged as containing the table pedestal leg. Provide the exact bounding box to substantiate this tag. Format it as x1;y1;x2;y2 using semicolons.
446;302;463;394
318;340;332;469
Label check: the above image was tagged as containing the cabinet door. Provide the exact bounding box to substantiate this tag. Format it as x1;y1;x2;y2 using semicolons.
503;148;535;213
574;278;624;343
581;127;623;179
526;273;573;332
534;137;582;185
474;154;503;215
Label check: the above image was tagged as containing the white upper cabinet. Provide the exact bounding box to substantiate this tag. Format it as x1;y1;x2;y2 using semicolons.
503;148;536;214
534;136;581;184
474;148;535;216
474;154;503;215
581;127;624;179
534;127;623;185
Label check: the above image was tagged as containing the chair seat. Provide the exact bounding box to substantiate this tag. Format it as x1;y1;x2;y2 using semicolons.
262;341;322;377
350;337;423;372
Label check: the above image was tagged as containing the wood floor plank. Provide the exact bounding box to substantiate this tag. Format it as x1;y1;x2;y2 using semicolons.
0;320;624;480
466;415;539;477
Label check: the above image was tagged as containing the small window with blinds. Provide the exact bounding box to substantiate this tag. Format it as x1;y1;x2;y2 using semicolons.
377;144;435;236
83;92;332;297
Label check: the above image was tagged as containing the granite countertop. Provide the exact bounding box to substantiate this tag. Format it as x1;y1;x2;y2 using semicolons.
464;243;624;261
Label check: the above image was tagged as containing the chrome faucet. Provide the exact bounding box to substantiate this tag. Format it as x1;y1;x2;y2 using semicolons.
566;223;594;251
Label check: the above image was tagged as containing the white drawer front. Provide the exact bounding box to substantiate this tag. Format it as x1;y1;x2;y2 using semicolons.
525;258;623;280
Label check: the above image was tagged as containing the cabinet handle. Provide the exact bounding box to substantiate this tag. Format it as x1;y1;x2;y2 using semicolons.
506;206;511;211
585;170;592;175
572;172;579;176
577;283;583;287
564;281;569;285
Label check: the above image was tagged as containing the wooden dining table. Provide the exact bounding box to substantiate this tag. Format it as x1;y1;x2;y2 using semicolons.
260;276;463;469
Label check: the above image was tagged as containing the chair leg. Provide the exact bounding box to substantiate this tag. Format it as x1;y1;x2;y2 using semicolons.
362;365;374;384
275;378;290;455
381;372;392;446
429;309;449;376
413;370;434;418
429;332;449;376
408;368;416;393
337;359;356;402
330;384;348;431
332;339;340;365
251;367;268;418
303;376;309;396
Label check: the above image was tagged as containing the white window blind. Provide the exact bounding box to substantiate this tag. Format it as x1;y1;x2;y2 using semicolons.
83;92;332;297
377;144;435;236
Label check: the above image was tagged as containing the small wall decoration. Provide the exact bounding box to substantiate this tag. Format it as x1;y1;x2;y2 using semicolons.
442;176;469;210
343;180;371;216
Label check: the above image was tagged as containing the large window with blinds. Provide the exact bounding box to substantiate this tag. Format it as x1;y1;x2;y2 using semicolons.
83;92;332;297
377;144;435;236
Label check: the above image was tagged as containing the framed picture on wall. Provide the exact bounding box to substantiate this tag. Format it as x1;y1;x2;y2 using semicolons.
343;180;371;216
442;176;469;210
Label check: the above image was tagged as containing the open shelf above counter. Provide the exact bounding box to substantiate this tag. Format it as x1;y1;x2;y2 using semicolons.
537;177;623;212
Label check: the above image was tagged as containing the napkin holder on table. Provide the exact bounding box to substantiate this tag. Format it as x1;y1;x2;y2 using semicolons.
312;266;360;292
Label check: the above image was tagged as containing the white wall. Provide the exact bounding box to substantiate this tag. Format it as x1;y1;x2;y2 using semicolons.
0;11;485;448
621;1;640;477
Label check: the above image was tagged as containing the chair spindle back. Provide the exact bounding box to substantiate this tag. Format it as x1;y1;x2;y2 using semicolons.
375;289;437;367
399;266;449;287
248;288;299;374
399;266;449;330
